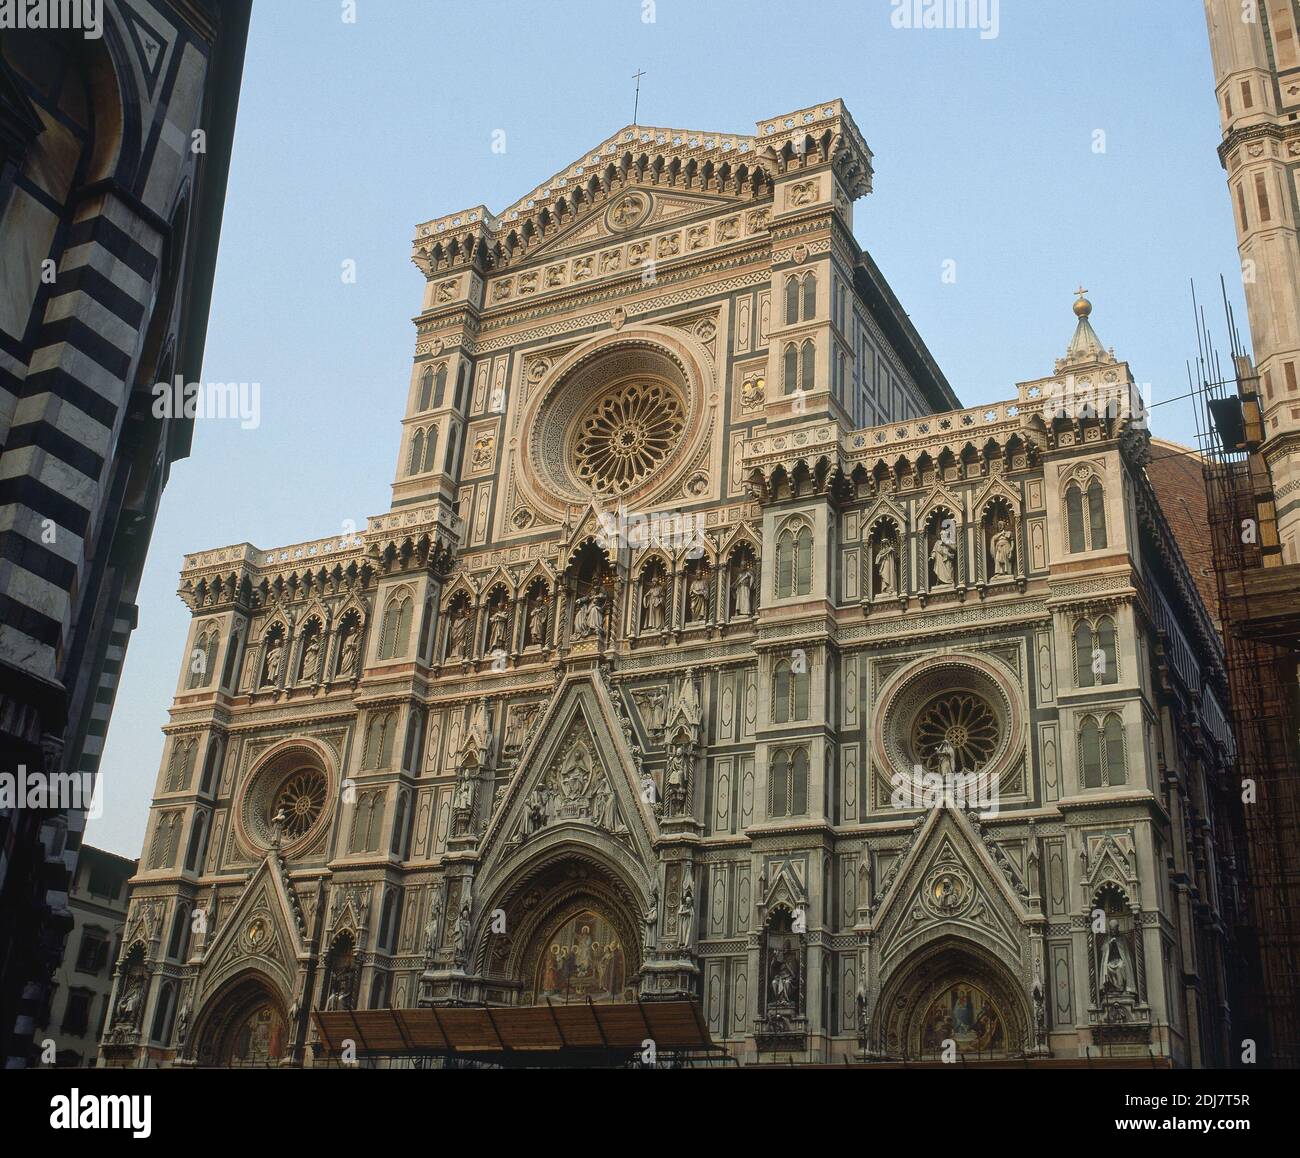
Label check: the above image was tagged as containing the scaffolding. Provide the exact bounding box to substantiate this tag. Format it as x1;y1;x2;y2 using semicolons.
1191;281;1300;1068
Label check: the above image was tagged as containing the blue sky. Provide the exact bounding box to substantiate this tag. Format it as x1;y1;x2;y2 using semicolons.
86;0;1246;856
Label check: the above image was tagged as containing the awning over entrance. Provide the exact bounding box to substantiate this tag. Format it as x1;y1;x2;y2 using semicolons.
311;1000;721;1066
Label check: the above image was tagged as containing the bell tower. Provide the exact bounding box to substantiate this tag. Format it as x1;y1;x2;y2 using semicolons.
1205;0;1300;561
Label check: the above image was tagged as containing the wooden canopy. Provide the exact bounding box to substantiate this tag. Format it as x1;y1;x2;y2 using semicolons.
311;1000;716;1065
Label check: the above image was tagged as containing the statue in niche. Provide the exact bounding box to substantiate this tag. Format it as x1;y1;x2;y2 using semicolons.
576;592;603;639
338;628;360;677
929;534;956;586
642;575;666;631
453;774;475;815
687;569;709;622
733;561;754;617
175;990;191;1049
643;883;660;951
447;608;469;658
770;954;796;1004
990;520;1014;577
1100;918;1135;997
875;537;897;595
640;687;667;732
487;602;510;652
665;748;689;815
572;594;604;640
262;637;283;685
677;879;695;950
422;891;443;956
300;634;321;682
526;598;548;645
113;974;144;1027
451;897;472;966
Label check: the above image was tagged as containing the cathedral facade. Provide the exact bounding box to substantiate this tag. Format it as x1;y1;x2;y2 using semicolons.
105;102;1241;1067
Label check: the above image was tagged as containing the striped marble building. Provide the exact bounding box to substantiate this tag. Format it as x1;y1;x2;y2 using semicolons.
0;1;250;1066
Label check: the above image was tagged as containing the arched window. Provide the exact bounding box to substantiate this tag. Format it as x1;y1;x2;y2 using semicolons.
1080;716;1102;788
418;366;433;411
774;660;791;724
1075;620;1095;687
783;343;798;395
800;339;816;393
366;790;385;851
150;812;182;869
785;275;800;325
150;982;176;1044
773;658;809;723
378;889;397;949
775;530;795;597
1066;476;1108;553
422;426;438;473
391;792;409;855
454;365;468;410
220;626;241;689
794;525;813;595
187;628;216;689
365;713;395;768
167;902;189;960
801;272;816;321
1087;479;1108;548
166;740;197;793
433;364;447;408
379;593;413;660
770;747;809;817
1066;484;1085;553
791;749;808;813
1103;714;1126;785
1081;714;1126;788
350;794;372;852
408;429;425;476
184;810;209;872
1096;616;1118;684
771;749;790;816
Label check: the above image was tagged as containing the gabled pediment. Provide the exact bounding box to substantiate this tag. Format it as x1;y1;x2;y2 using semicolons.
477;672;656;890
195;855;307;1003
872;808;1030;973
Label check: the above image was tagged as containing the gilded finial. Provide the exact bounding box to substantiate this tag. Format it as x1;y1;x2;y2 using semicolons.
1073;285;1092;318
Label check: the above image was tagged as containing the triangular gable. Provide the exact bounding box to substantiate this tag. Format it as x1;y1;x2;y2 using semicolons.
872;807;1030;972
476;672;656;897
194;854;308;1003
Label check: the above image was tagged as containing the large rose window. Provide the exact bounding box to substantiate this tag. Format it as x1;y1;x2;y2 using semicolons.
574;381;685;494
272;768;327;839
910;692;1000;772
519;335;707;511
238;744;333;853
873;656;1023;791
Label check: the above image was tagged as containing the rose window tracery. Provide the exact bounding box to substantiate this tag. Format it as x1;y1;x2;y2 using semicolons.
573;381;685;494
911;692;1000;772
238;745;333;853
273;768;327;839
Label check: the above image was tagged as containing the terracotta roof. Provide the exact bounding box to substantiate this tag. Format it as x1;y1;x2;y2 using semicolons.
1145;439;1221;630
